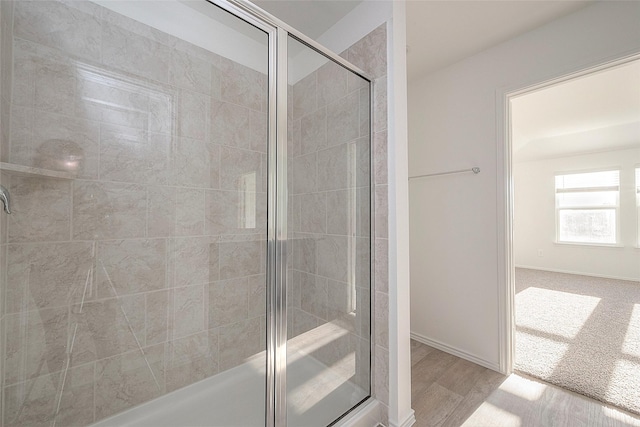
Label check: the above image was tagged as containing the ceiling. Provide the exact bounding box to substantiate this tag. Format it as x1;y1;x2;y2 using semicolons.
512;60;640;162
252;0;594;81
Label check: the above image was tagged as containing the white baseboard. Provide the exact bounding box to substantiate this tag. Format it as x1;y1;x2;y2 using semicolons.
389;410;416;427
410;332;500;372
515;265;640;283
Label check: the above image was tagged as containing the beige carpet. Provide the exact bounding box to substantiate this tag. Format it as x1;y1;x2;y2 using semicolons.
515;268;640;416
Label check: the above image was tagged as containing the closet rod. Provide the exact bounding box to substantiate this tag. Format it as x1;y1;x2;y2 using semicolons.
409;167;480;180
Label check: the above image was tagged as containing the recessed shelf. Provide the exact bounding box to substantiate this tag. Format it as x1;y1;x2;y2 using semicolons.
0;162;75;180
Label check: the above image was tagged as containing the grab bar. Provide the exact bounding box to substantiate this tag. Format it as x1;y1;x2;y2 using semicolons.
409;167;480;180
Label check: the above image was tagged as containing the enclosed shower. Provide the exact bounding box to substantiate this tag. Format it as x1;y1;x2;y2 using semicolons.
0;0;375;426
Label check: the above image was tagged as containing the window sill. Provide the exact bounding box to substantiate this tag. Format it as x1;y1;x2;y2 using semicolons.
554;241;624;249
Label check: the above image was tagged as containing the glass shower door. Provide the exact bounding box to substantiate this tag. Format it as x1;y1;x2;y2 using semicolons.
0;1;270;426
286;36;372;426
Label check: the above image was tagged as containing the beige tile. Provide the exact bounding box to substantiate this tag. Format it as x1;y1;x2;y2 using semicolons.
288;194;302;233
317;144;350;191
356;236;371;288
414;383;464;427
169;236;217;288
99;124;172;185
300;273;328;320
165;331;218;393
326;190;349;235
147;185;176;238
287;270;301;309
6;242;95;314
300;107;327;155
210;99;250;149
146;290;169;346
316;235;349;282
411;349;459;400
374;130;388;185
205;189;239;235
347;24;387;79
218;239;263;280
290;152;317;195
287;117;301;158
300;193;326;234
375;291;389;349
72;295;146;363
374;346;389;405
248;274;266;318
249;109;268;153
317;60;349;108
374;238;389;293
177;89;209;140
218;317;263;371
95;344;166;420
375;184;388;238
288;307;318;338
14;0;102;62
290;235;317;274
326;279;353;326
173;137;215;188
356;286;371;338
411;339;434;366
8;176;71;243
220;57;266;112
4;307;69;385
101;22;170;83
169;48;212;94
208;277;248;328
374;76;387;133
292;71;317;120
34;60;75;116
3;363;95;427
327;91;360;146
72;180;147;240
171;285;205;339
436;359;491;397
175;188;205;236
359;86;371;138
148;92;173;135
219;146;264;192
96;239;166;298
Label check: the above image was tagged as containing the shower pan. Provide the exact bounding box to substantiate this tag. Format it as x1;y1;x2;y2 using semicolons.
0;0;373;426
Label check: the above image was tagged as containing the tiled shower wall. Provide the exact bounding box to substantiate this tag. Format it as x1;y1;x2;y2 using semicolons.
287;53;372;392
0;1;268;425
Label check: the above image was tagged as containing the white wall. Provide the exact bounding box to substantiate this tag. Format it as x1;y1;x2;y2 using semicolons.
514;147;640;281
408;1;640;370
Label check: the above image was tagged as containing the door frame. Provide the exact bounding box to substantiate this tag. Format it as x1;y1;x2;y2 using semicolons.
496;52;640;375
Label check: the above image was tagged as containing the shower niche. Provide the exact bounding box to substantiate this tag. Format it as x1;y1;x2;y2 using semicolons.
0;0;373;426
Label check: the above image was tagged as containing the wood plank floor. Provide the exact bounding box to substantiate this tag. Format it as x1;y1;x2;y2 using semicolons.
410;340;640;427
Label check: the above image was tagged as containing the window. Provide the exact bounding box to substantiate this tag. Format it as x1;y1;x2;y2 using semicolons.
555;170;620;245
636;167;640;246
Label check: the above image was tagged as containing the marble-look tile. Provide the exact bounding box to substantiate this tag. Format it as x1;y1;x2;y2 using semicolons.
14;0;102;61
292;72;317;120
6;241;95;313
317;144;350;191
171;285;205;339
8;176;71;243
249;109;268;154
287;270;301;309
11;110;100;179
326;279;351;320
300;193;326;234
219;146;264;192
375;238;388;293
169;48;212;94
101;22;171;83
219;57;266;112
375;291;389;349
348;24;387;79
374;130;388;185
359;86;371;138
95;344;165;420
300;273;328;320
326;190;349;236
218;317;262;370
248;274;266;318
72;294;146;363
374;346;389;405
4;307;69;385
165;331;218;393
317;60;349;108
99;124;172;185
356;287;371;339
300;107;327;154
146;290;169;346
205;189;239;235
208;277;248;328
147;185;176;238
357;187;371;238
177;89;209;140
148;92;174;135
12;49;36;108
288;117;301;158
317;235;349;282
288;307;318;338
290;236;317;274
34;60;75;116
375;185;388;238
175;188;205;236
288;194;301;233
356;237;371;288
327;92;359;146
72;180;147;240
173;137;215;188
96;239;166;298
218;239;262;280
374;76;387;133
169;236;217;288
210;99;250;149
290;153;317;195
3;363;95;427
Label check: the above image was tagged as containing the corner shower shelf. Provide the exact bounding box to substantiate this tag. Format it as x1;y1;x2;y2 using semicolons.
0;162;75;180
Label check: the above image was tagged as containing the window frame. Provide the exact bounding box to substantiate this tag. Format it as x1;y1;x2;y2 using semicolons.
554;168;621;246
